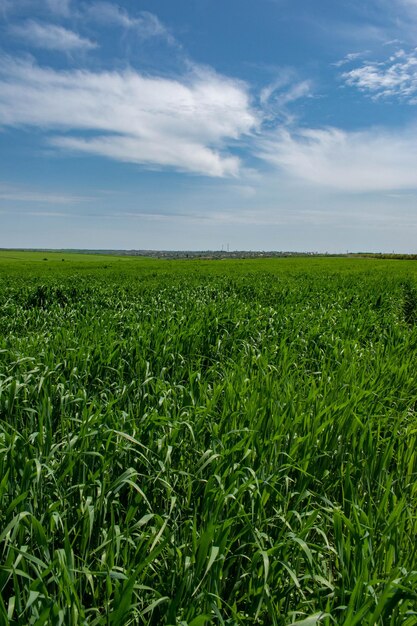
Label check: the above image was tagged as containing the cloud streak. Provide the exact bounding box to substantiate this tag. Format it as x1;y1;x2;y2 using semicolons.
0;183;89;204
333;51;370;68
10;20;97;51
85;2;176;44
0;57;256;177
261;76;313;108
257;125;417;192
46;0;71;17
259;69;314;126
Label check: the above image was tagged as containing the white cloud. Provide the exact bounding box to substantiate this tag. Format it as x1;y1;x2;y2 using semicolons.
51;135;240;177
0;57;257;177
342;47;417;101
257;125;417;192
10;21;97;51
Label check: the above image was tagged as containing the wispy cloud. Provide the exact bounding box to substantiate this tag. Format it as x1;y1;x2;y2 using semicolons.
396;0;417;10
46;0;71;17
24;210;70;217
333;51;370;68
261;77;312;108
259;69;313;125
0;0;12;15
0;183;89;204
342;47;417;101
274;80;313;107
0;57;257;177
259;69;295;105
0;0;72;19
257;125;417;192
86;2;176;44
10;20;97;51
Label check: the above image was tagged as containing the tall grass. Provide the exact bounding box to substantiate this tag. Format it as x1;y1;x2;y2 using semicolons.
0;256;417;624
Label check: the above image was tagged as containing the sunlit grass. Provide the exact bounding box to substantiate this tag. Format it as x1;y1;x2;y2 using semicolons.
1;256;417;624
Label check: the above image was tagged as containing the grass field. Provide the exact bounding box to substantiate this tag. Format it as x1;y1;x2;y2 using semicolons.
1;252;417;625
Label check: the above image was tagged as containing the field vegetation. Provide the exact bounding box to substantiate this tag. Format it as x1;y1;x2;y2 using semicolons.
0;252;417;625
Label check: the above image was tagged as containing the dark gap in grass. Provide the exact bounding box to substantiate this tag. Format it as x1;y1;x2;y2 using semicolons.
401;280;417;326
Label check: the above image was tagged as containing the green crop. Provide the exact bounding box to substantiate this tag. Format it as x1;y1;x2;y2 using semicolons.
0;252;417;625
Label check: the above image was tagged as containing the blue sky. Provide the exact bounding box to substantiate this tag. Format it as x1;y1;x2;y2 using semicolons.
1;0;417;251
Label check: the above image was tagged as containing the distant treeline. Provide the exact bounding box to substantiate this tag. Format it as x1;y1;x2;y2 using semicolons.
1;248;416;260
359;253;417;260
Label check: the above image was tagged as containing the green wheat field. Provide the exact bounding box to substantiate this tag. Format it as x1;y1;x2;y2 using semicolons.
1;251;417;625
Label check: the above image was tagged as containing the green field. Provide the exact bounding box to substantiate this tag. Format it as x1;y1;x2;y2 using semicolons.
1;252;417;625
